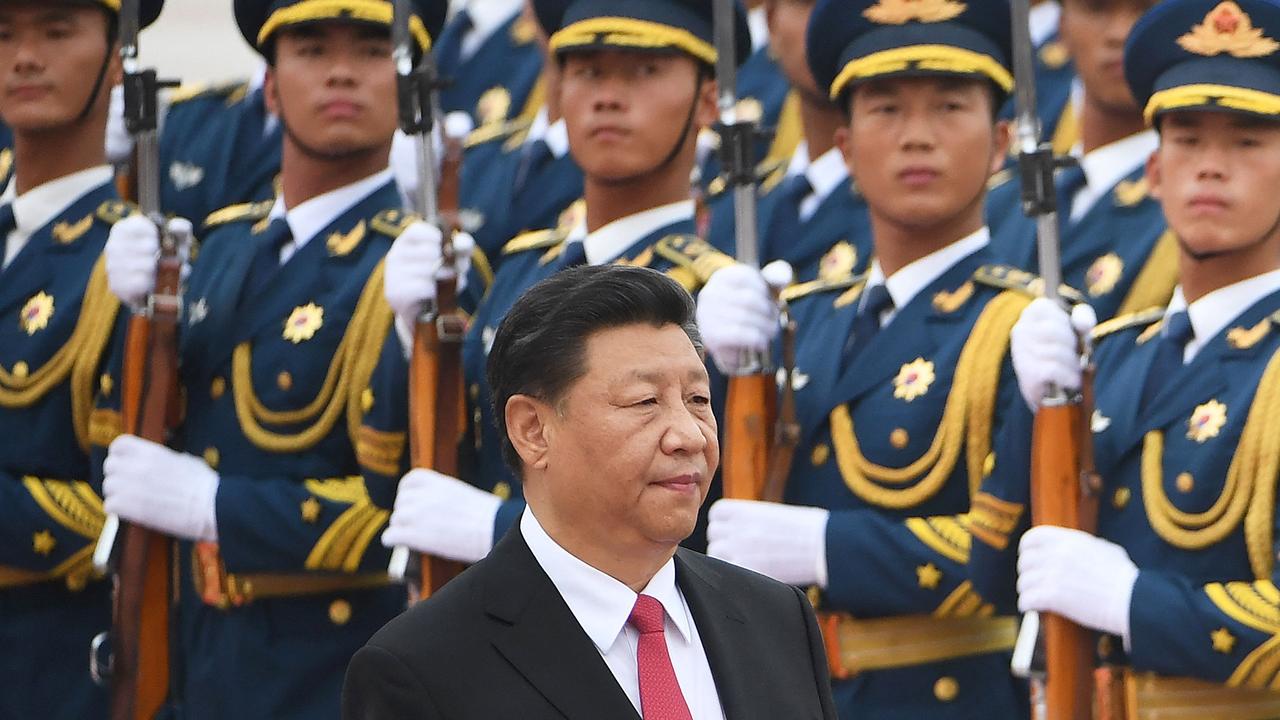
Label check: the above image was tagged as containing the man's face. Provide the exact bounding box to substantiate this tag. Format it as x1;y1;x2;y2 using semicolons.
560;49;717;181
540;323;718;555
766;0;821;99
1060;0;1154;115
265;22;399;158
1150;111;1280;258
0;4;115;131
842;76;1005;231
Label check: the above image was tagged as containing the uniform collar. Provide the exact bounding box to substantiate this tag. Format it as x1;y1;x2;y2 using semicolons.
866;226;990;319
583;200;694;266
526;108;570;160
1029;0;1060;48
520;507;691;654
1166;268;1280;361
268;168;394;250
1;165;114;236
748;5;769;52
462;0;523;54
1078;130;1156;198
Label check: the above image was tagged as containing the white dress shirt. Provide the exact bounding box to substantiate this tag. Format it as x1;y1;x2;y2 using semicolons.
0;165;115;269
781;142;852;223
1029;0;1061;47
265;168;394;264
579;199;695;266
862;226;991;326
1068;129;1158;222
520;508;727;719
1164;268;1280;362
747;5;769;52
524;108;571;159
459;0;523;61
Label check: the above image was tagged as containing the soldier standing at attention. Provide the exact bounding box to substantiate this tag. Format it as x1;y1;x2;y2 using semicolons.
96;1;446;718
977;0;1280;714
378;0;745;574
0;1;162;718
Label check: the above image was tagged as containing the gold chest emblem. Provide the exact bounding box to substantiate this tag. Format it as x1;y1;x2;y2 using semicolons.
1178;1;1280;57
20;292;54;335
282;303;324;344
1086;253;1124;297
893;358;936;402
1186;399;1227;443
864;0;967;25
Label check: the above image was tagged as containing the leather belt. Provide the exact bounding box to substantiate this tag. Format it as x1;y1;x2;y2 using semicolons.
193;543;390;608
816;611;1018;680
1127;672;1280;720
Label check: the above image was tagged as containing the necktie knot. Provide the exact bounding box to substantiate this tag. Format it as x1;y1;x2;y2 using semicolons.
0;204;15;237
1163;310;1193;347
860;283;893;320
628;594;666;635
1057;163;1088;197
557;240;587;269
781;173;813;204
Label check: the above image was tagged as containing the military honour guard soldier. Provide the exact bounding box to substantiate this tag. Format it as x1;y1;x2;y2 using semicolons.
987;0;1174;323
379;0;745;573
95;1;446;718
696;0;1061;715
973;0;1280;714
0;1;162;718
435;0;543;136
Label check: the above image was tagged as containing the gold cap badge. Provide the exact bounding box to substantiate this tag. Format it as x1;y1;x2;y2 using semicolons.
1178;1;1280;58
864;0;967;25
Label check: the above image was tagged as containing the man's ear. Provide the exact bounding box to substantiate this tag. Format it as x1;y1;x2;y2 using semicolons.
1146;146;1163;201
506;394;553;472
696;75;719;129
990;119;1012;177
263;68;279;116
835;125;855;181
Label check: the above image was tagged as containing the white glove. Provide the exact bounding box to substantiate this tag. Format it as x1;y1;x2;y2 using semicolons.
384;221;475;354
104;216;195;308
102;435;220;542
706;498;830;587
105;85;133;164
1017;526;1138;641
380;468;502;564
1010;298;1097;411
696;260;792;375
391;112;472;204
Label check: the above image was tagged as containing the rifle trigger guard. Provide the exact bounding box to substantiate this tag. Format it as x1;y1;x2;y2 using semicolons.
89;631;113;687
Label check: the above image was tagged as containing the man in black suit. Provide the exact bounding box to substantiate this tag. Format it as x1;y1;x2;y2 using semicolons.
343;263;837;719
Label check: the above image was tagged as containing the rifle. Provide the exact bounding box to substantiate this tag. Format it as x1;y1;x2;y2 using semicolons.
90;1;183;716
1008;1;1102;718
386;0;468;600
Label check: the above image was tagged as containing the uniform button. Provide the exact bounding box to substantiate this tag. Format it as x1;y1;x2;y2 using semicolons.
361;388;374;413
492;482;511;501
203;447;220;469
329;599;352;626
210;377;226;399
277;371;293;391
934;676;959;702
1112;487;1131;509
890;428;909;449
811;443;831;466
12;361;28;379
1176;472;1194;493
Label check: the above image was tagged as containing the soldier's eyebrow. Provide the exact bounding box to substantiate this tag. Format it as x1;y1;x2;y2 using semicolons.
1230;115;1280;131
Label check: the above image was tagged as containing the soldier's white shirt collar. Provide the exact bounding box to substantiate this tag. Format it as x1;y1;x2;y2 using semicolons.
783;142;850;222
582;199;695;266
525;108;570;160
460;0;523;61
1166;268;1280;362
267;168;394;263
0;165;114;269
1068;129;1157;222
748;5;769;52
1029;0;1061;48
864;226;990;325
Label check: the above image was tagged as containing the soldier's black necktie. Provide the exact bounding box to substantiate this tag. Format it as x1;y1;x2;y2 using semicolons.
1055;162;1088;227
239;218;292;309
764;173;813;251
513;139;552;195
556;240;587;269
842;283;894;369
1140;310;1193;411
0;203;14;268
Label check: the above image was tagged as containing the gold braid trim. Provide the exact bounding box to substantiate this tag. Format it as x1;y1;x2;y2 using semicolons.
829;290;1030;509
1115;230;1179;318
934;581;995;619
1207;581;1280;635
0;544;97;590
0;259;120;451
905;516;972;564
22;477;105;539
304;476;369;504
88;409;123;449
305;502;388;573
231;261;394;454
1140;345;1280;577
1229;635;1280;690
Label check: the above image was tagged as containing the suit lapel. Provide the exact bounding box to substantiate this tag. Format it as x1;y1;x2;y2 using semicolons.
675;551;750;719
484;533;640;720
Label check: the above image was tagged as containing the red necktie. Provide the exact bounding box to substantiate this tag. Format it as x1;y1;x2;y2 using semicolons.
628;594;693;720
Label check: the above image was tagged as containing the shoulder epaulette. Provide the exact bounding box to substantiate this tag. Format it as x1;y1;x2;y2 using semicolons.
653;234;735;283
1090;307;1164;343
502;228;565;255
465;118;534;149
973;264;1086;304
987;167;1015;190
370;209;420;239
203;200;274;229
0;148;12;187
706;157;788;198
95;200;134;225
168;80;249;106
781;274;864;302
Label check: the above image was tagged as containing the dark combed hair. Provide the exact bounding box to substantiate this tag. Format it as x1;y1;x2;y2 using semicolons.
485;264;703;476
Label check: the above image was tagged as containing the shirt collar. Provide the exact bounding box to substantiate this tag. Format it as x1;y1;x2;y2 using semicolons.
520;507;689;653
748;5;769;52
806;146;849;203
1166;268;1280;358
1029;0;1061;47
1078;130;1157;198
267;168;393;250
2;165;114;235
464;0;522;46
527;108;570;160
866;226;990;313
583;200;694;265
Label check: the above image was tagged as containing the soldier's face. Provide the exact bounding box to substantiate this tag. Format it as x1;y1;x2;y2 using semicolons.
0;4;117;131
1150;110;1280;260
530;323;717;559
765;0;822;100
841;76;1007;233
560;50;717;182
265;23;399;158
1060;0;1153;115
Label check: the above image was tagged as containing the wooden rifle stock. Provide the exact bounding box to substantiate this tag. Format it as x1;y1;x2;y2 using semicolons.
723;374;776;500
108;242;182;720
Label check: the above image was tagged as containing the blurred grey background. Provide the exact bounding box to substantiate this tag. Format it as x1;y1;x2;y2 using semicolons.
140;0;261;84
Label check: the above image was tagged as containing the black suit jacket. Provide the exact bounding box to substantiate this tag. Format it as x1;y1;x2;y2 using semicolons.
342;529;838;719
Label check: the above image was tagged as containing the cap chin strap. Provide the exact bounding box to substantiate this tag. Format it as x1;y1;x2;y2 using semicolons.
597;72;705;188
72;40;115;127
